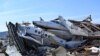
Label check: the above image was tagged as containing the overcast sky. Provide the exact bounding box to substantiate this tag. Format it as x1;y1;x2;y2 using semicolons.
0;0;100;31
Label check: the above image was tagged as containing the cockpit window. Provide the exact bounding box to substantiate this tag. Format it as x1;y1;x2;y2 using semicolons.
38;31;41;34
45;34;47;37
27;27;30;29
35;30;37;33
60;40;63;43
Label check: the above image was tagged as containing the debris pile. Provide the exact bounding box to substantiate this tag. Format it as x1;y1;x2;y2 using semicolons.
0;15;100;56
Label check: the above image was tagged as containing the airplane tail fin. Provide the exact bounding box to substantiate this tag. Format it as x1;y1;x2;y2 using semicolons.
40;17;44;21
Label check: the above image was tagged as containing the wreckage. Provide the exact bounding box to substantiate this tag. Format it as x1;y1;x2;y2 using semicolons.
0;15;100;56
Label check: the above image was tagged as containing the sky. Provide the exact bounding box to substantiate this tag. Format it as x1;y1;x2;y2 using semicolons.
0;0;100;31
